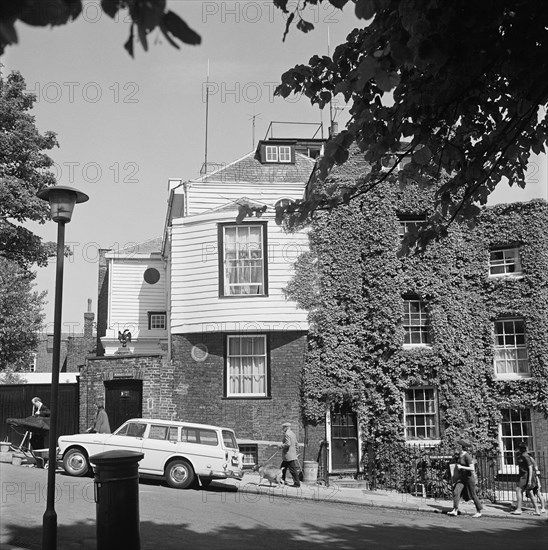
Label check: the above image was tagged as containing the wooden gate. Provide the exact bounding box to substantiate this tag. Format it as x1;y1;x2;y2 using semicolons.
104;379;142;431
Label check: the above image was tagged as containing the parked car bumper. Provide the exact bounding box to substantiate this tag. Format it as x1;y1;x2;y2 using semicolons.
207;469;244;481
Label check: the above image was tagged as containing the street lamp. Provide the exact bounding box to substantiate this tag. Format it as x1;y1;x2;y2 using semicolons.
37;185;89;550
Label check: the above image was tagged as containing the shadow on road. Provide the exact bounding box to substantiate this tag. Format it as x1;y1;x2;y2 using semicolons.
3;514;547;550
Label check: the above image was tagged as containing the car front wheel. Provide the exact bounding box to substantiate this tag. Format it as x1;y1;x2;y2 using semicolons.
165;460;194;489
63;448;90;477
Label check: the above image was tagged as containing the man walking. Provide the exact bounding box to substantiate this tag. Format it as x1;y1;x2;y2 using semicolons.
280;422;301;488
86;399;111;434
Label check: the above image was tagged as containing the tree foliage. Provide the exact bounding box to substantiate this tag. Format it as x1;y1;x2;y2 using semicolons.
0;70;59;270
274;0;548;233
0;256;45;371
0;0;201;57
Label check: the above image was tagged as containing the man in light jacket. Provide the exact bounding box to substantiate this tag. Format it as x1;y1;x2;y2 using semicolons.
280;422;301;488
87;400;111;434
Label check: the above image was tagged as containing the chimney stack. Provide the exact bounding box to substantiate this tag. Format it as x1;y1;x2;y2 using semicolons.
84;299;94;339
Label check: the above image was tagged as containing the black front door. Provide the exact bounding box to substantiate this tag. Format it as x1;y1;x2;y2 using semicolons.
104;379;142;431
330;407;359;472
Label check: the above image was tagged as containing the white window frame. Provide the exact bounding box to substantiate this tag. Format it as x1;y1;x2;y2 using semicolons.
222;224;266;296
494;318;529;378
265;145;278;162
238;444;258;468
402;297;431;347
498;408;534;474
278;145;292;163
226;335;268;397
398;218;426;239
265;145;292;163
404;387;440;443
489;248;522;277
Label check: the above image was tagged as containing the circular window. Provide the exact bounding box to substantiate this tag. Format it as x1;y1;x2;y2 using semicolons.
143;268;160;284
191;344;209;362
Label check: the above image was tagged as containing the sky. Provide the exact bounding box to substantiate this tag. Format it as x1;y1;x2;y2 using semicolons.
3;0;547;335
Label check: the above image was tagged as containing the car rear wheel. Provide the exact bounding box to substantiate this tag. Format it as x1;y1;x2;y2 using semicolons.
63;448;90;477
165;460;194;489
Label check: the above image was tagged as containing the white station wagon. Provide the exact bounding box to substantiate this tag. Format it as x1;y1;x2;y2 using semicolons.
58;418;244;489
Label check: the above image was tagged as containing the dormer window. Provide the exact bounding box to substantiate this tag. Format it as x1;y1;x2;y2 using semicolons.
259;141;295;164
265;146;278;162
279;146;292;162
265;145;292;163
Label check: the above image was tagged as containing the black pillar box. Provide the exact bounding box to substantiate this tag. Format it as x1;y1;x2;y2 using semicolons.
91;450;144;550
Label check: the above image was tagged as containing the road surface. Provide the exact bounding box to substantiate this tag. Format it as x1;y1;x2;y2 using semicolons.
1;463;546;549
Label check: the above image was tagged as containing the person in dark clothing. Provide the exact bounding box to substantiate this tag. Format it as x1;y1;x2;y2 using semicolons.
30;397;50;449
512;442;541;515
31;397;50;418
447;438;483;518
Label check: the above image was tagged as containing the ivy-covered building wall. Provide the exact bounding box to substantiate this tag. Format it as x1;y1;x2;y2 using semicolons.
289;167;548;474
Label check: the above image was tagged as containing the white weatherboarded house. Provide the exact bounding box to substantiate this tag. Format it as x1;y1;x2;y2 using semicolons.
162;138;321;465
99;238;168;356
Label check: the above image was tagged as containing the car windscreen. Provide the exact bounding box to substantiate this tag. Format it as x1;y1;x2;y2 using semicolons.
115;422;146;437
222;430;238;449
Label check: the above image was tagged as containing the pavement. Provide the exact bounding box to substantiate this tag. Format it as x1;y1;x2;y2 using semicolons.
1;469;546;550
228;472;548;522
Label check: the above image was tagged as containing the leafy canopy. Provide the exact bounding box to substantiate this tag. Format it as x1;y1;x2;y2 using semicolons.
0;256;45;371
274;0;548;234
0;0;201;58
0;70;61;269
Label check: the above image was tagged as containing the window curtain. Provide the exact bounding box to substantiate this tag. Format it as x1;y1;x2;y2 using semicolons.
225;226;263;295
228;336;266;395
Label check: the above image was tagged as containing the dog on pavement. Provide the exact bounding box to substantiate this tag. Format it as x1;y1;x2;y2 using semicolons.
252;463;284;487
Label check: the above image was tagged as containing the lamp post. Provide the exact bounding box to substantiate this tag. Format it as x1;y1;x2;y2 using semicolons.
37;185;89;550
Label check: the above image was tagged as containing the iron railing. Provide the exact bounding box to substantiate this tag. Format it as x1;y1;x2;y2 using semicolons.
357;442;547;504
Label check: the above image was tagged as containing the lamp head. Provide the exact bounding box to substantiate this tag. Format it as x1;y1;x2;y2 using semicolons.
37;185;89;223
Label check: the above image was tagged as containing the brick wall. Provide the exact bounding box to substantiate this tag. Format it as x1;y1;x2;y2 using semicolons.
79;354;174;433
35;309;96;373
79;333;311;462
35;335;68;373
171;331;307;459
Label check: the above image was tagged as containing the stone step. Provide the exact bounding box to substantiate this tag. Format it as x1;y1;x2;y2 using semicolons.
329;478;370;489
